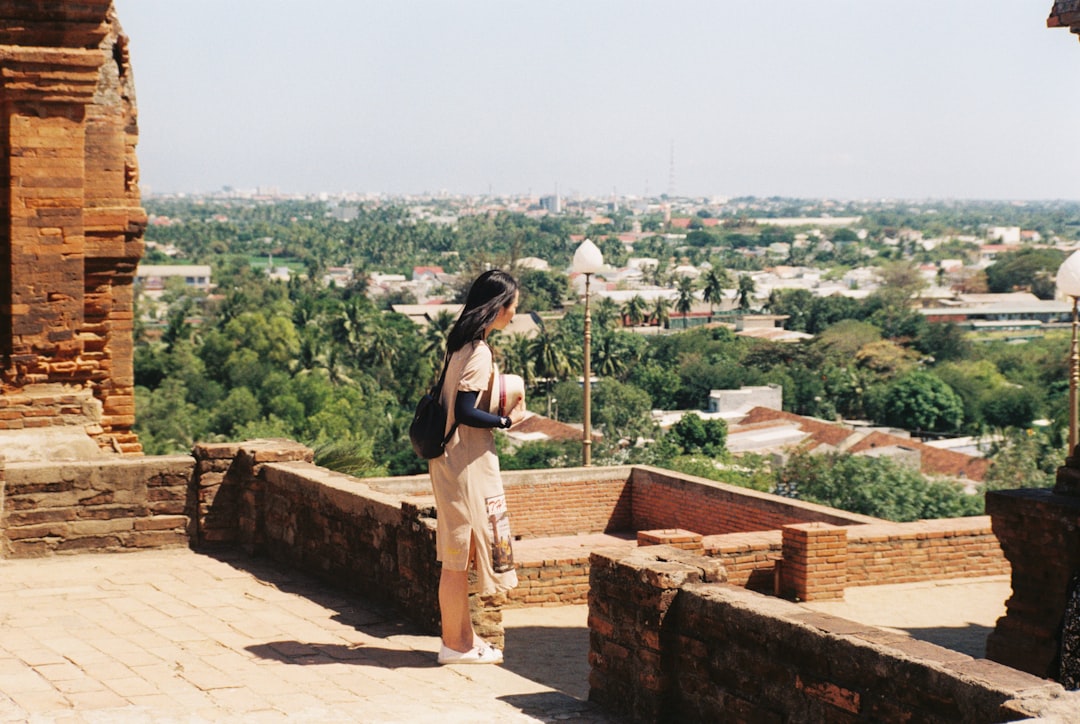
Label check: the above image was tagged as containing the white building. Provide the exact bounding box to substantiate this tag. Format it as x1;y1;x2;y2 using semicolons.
988;226;1021;244
135;265;212;297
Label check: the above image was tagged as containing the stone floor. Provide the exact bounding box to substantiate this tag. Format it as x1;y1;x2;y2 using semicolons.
0;547;1016;723
0;549;613;723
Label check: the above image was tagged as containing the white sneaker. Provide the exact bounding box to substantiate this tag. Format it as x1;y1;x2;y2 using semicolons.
437;641;503;665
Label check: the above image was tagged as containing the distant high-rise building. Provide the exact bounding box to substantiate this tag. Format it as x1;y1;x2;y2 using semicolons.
540;193;562;214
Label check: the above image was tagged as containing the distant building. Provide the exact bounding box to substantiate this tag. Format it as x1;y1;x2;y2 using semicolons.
514;257;550;271
540;194;562;214
988;226;1021;244
732;407;989;483
919;293;1071;331
708;385;783;415
135;265;213;296
978;244;1021;265
412;266;444;281
322;266;357;288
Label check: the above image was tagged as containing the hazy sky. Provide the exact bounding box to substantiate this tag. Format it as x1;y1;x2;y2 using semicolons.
114;1;1080;200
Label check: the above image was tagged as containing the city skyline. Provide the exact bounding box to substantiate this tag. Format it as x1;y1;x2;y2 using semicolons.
116;1;1080;201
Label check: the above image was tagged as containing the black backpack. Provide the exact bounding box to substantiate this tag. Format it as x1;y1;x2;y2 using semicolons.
409;355;459;459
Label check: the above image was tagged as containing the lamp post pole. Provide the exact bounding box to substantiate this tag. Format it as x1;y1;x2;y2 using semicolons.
583;271;593;466
572;237;603;467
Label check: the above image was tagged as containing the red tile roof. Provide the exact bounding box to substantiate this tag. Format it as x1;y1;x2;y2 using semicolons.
509;414;599;442
735;407;987;482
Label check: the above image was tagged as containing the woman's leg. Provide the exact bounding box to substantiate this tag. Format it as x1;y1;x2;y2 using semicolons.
439;537;478;652
439;566;473;652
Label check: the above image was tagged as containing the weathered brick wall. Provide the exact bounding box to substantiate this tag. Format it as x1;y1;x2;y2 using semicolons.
588;545;727;722
846;516;1009;586
0;455;193;557
189;442;244;547
510;557;591;606
188;439;313;550
589;546;1080;724
703;530;783;592
986;489;1080;679
503;467;632;537
0;1;145;455
0;385;103;433
253;461;451;640
780;522;848;601
629;465;879;534
701;518;1009;603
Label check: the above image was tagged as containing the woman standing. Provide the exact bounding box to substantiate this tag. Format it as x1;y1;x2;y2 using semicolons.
429;269;524;665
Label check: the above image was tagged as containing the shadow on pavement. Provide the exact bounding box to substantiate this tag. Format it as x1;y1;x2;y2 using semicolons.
901;623;994;658
503;623;592;699
498;692;621;723
246;641;437;668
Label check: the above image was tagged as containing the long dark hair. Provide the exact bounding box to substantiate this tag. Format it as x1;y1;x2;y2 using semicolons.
446;270;519;354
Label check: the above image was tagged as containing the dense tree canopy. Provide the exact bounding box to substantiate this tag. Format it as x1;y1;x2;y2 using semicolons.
985;248;1066;297
133;197;1075;516
777;451;983;522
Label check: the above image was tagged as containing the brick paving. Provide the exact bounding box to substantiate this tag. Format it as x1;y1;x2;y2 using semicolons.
0;549;614;723
0;546;1015;723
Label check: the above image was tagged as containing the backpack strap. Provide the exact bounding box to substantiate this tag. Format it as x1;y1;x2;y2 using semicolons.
434;352;459;446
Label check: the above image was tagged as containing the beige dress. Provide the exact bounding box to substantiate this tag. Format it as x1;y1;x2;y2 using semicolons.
428;340;518;595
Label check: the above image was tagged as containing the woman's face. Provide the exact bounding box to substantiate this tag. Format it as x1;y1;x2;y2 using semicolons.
490;290;519;332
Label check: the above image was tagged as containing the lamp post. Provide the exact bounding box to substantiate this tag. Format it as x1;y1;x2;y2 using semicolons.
1057;251;1080;454
573;238;604;466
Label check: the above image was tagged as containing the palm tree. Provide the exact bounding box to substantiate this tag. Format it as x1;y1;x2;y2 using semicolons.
647;261;668;287
737;274;756;312
498;333;536;387
594;296;620;330
593;332;629;380
291;325;325;376
702;269;727;322
622;295;648;327
334;296;372;359
422;309;456;367
676;276;696;321
651;296;671;329
364;324;399;371
324;345;354;386
529;327;572;397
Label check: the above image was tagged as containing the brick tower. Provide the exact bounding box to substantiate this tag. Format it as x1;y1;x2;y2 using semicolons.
0;2;145;458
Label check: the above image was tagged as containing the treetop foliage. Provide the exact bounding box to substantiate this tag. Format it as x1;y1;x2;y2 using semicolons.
135;196;1068;511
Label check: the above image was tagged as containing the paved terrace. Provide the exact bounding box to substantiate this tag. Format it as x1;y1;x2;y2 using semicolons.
0;546;1013;723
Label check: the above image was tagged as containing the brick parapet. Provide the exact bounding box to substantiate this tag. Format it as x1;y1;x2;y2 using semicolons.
780;522;848;602
0;450;1056;721
986;489;1080;679
628;465;879;535
588;545;726;722
846;516;1008;586
508;557;592;607
503;466;632;537
588;547;1080;723
704;529;783;592
256;460;453;642
637;528;704;552
0;455;193;557
190;439;312;551
700;516;1008;600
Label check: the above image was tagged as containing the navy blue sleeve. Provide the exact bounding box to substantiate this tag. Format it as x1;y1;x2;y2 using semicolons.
455;390;507;428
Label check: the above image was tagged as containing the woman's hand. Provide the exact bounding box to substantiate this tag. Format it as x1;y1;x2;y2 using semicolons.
507;396;527;425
